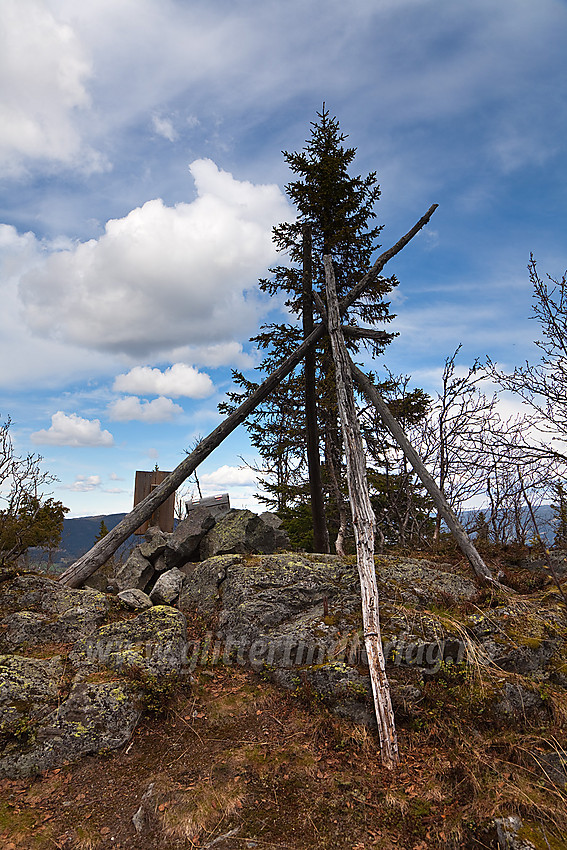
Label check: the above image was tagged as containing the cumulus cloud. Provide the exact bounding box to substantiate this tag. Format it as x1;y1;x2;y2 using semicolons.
0;0;104;175
63;474;102;492
196;464;264;511
108;396;183;422
31;412;114;447
19;159;292;358
170;341;256;370
113;363;214;398
199;465;259;488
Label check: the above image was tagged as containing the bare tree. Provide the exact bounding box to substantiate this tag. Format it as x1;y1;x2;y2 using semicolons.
487;255;567;459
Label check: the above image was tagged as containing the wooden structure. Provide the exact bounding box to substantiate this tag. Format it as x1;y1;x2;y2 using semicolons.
55;200;505;768
58;205;498;574
133;470;175;534
325;255;399;768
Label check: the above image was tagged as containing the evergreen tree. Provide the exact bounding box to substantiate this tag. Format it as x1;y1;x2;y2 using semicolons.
95;519;109;542
552;483;567;548
221;107;398;550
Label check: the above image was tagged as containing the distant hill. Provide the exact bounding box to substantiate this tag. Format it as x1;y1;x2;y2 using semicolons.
460;503;556;543
28;502;558;574
28;513;136;573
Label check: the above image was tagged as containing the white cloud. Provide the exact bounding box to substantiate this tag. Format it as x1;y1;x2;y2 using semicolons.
200;465;259;488
113;363;214;398
151;114;178;142
195;463;265;511
0;224;123;387
0;0;105;176
63;474;102;492
108;395;183;422
19;159;292;358
31;411;114;446
170;341;256;370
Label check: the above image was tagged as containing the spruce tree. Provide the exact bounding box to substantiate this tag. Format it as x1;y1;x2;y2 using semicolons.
552;483;567;548
222;107;397;551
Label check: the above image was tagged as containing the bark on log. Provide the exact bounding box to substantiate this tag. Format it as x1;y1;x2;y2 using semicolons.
58;204;438;588
350;364;498;587
341;326;392;344
325;256;399;769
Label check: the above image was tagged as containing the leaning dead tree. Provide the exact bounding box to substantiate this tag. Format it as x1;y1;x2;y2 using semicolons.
325;256;399;768
350;366;499;587
59;203;439;588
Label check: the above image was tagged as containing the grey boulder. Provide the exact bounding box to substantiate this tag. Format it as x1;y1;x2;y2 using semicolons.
117;588;153;610
149;568;185;605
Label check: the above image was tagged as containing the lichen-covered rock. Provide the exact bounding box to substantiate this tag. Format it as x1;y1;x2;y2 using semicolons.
528;748;567;788
164;507;216;569
493;682;546;719
0;574;109;618
149;568;185;605
114;548;155;593
0;575;110;649
117;589;153;610
494;815;537;849
199;509;288;560
71;605;189;678
0;680;140;778
0;654;64;732
178;554;240;620
215;553;347;640
259;512;291;550
138;525;172;563
375;556;478;606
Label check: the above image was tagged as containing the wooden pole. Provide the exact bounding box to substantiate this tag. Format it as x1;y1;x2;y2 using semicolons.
350;364;498;587
58;204;438;588
324;256;399;769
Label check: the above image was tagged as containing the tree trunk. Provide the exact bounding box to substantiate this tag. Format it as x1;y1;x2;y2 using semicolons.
324;255;399;770
350;364;498;587
58;204;438;588
302;224;330;553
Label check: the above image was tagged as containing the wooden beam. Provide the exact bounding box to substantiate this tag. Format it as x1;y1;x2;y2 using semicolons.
350;364;498;587
325;255;399;769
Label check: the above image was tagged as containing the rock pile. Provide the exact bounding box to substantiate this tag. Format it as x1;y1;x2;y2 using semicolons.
110;508;290;607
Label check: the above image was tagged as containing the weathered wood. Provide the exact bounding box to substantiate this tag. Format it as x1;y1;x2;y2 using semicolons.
341;326;392;345
133;470;175;534
350;363;498;587
302;224;330;553
58;204;438;588
324;255;399;769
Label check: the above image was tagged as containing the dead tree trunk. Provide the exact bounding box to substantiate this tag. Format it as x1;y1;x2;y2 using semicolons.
324;256;399;769
58;204;438;588
302;224;330;553
350;364;498;587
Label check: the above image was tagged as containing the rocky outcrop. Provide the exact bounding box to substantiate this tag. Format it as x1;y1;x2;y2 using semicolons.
199;509;289;560
1;543;565;783
114;510;290;597
0;679;141;779
0;573;189;779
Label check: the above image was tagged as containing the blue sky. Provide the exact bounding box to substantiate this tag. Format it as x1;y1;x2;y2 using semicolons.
1;0;566;518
